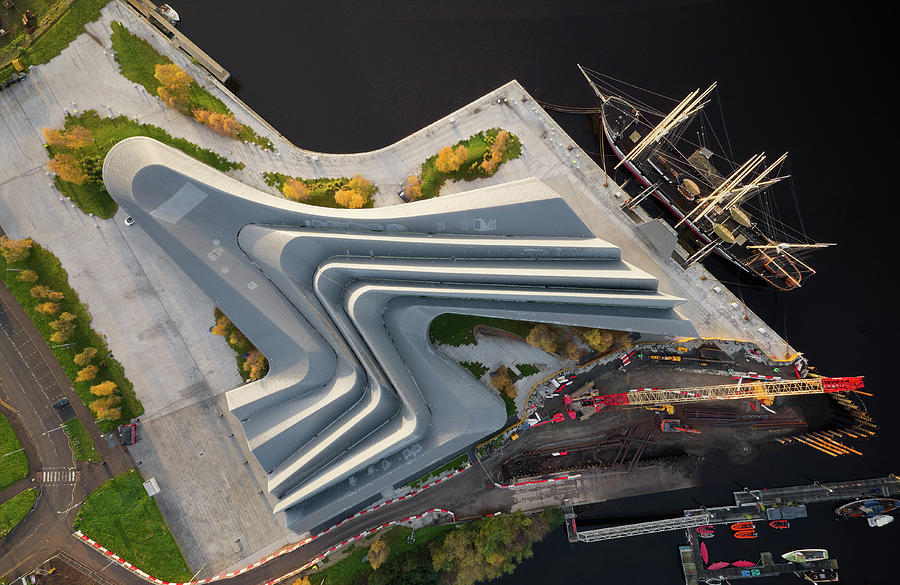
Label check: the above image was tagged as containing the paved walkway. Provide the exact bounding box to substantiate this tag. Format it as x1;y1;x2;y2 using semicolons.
0;0;796;576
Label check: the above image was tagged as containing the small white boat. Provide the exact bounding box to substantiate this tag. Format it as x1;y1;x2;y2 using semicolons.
782;549;829;563
158;3;180;23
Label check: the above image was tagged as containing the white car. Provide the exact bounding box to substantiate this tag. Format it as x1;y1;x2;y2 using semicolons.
124;216;135;226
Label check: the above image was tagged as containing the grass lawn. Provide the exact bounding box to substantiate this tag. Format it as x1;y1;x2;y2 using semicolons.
418;128;522;200
0;488;39;539
263;172;375;209
428;313;536;346
1;0;111;80
459;361;488;380
74;469;191;582
62;418;103;462
406;452;469;489
515;363;540;377
0;241;142;432
0;413;29;490
46;110;243;218
109;21;273;150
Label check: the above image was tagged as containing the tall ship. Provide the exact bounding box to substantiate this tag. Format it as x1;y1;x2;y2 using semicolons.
578;66;833;291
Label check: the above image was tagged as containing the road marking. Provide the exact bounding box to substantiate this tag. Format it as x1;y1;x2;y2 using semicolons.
40;467;78;485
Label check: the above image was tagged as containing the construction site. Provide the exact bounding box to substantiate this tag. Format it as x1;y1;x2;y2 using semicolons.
474;334;873;488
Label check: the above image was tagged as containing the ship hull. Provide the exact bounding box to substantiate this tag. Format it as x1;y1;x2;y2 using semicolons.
599;95;805;290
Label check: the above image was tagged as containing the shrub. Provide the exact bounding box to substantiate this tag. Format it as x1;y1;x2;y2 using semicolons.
0;236;33;263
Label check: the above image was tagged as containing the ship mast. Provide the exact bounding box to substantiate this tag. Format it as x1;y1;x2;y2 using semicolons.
615;83;717;170
578;64;609;104
677;153;767;227
721;152;790;212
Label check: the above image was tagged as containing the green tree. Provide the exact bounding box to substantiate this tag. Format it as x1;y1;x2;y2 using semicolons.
371;546;438;585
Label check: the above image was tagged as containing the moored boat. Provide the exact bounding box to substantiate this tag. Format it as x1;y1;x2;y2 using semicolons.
730;521;755;531
158;3;180;23
578;66;833;291
768;519;790;529
782;549;829;563
733;530;757;539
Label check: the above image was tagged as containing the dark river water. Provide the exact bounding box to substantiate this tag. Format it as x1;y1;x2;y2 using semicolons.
176;1;898;582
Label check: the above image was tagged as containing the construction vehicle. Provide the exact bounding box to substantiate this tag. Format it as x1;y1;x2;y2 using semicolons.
661;419;701;434
644;404;675;415
591;377;865;409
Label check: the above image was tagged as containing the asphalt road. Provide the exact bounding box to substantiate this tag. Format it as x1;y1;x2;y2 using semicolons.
0;278;515;585
0;282;132;581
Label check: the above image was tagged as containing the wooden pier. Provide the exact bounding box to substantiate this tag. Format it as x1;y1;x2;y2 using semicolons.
570;476;899;582
123;0;230;82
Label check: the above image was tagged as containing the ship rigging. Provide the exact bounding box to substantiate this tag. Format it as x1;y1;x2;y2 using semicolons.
576;65;833;290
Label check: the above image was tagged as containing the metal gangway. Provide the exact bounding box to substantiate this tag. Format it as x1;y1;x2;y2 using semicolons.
574;513;712;542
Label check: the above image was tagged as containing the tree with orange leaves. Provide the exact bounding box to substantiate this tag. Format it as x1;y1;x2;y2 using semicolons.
154;64;193;99
89;380;117;397
192;109;244;138
48;153;88;184
403;175;423;201
436;144;469;173
89;396;121;421
243;350;267;381
283;178;311;202
42;126;94;150
0;236;33;263
334;188;367;209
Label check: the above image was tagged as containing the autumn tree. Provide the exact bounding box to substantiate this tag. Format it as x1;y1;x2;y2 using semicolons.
243;350;267;381
0;236;33;263
580;328;613;353
368;536;390;570
289;578;311;585
49;312;77;342
564;340;582;362
490;365;517;399
283;178;311;203
46;290;65;301
16;269;39;283
482;130;511;175
348;174;373;196
525;324;559;355
211;313;231;336
35;302;60;315
403;175;423;201
154;63;193;112
48;153;88;184
76;365;99;382
30;284;52;298
334;187;367;209
155;63;193;95
43;126;94;150
436;144;469;173
192;109;244;138
89;380;117;397
228;330;246;347
74;347;98;366
89;395;121;421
